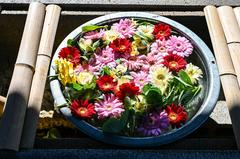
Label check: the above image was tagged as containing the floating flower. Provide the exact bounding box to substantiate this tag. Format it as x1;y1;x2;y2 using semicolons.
137;111;169;136
71;99;95;119
58;46;80;66
150;39;168;57
123;56;142;71
96;75;117;92
112;18;136;38
185;63;203;84
150;66;173;93
116;82;140;100
76;71;94;85
135;95;147;113
137;24;154;39
166;35;193;57
102;29;119;43
165;103;188;128
54;58;76;86
94;46;116;68
79;38;93;52
130;41;140;56
153;23;171;40
84;29;105;40
110;38;132;57
130;71;150;89
94;94;124;119
162;54;187;72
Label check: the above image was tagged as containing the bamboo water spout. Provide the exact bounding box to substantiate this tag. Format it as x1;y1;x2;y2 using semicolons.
0;2;45;151
20;4;61;149
204;5;240;149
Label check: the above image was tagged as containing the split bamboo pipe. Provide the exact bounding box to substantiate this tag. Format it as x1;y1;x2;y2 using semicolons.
204;5;240;149
0;2;45;151
218;6;240;85
20;5;61;149
234;7;240;29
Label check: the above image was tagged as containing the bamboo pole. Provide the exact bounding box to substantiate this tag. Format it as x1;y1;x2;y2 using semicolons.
0;96;6;115
234;7;240;29
204;5;240;149
218;6;240;85
20;5;61;149
0;2;45;151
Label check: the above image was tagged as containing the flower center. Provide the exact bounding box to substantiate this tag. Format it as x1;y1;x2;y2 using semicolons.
78;107;88;115
119;45;126;51
157;74;165;80
169;112;178;121
159;47;166;52
169;61;178;68
106;105;113;110
139;79;144;83
176;42;181;47
103;83;111;88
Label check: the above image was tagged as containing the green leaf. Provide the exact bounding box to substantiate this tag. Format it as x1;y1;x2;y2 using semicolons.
43;128;61;139
82;24;108;32
92;40;101;48
72;83;83;91
67;39;78;47
178;70;193;85
100;66;111;76
102;110;129;133
142;83;153;94
145;87;163;107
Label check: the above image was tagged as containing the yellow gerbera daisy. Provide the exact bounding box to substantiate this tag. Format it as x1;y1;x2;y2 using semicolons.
150;66;173;93
185;63;203;84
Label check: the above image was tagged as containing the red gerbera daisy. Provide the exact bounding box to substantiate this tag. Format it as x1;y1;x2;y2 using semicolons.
165;103;187;128
162;54;187;72
58;46;80;66
70;99;95;119
116;82;140;100
153;23;171;40
109;38;132;54
96;75;117;92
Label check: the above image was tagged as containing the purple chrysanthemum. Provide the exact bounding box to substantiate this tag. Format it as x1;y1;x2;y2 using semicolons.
166;35;193;57
95;94;124;119
112;19;136;38
94;46;117;68
137;110;169;136
130;71;150;89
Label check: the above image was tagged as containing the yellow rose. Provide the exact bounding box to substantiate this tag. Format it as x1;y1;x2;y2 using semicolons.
55;58;76;86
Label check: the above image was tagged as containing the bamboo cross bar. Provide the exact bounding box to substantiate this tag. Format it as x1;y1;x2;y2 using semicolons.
0;2;45;151
204;5;240;149
218;6;240;85
20;5;61;149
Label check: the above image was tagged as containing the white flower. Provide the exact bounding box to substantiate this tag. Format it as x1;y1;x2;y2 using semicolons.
137;24;154;39
76;72;94;85
185;63;203;84
102;29;119;42
150;66;173;93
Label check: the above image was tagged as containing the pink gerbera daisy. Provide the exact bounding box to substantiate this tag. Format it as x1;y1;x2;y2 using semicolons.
166;35;193;57
94;94;124;119
130;71;150;89
112;19;136;38
84;29;105;40
150;39;169;57
94;46;116;68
